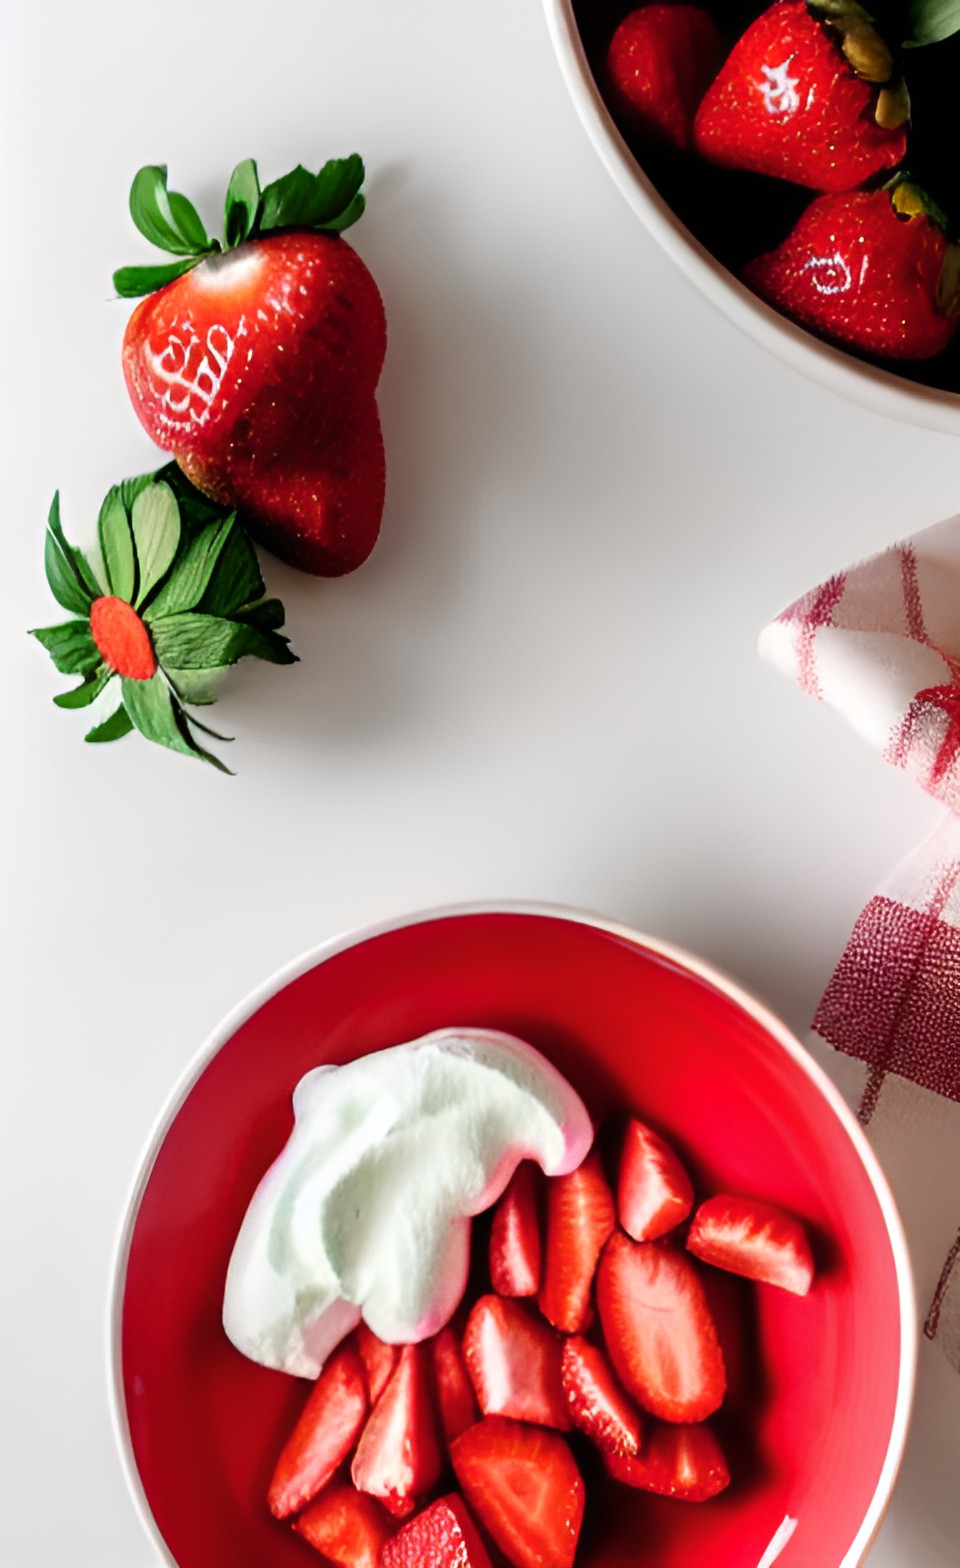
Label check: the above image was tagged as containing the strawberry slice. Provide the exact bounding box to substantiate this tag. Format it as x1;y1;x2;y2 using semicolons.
450;1417;585;1568
355;1321;401;1404
686;1194;815;1296
267;1343;368;1518
539;1149;615;1334
490;1163;542;1297
293;1483;395;1566
617;1119;694;1242
380;1494;493;1568
463;1295;570;1431
560;1335;642;1458
605;1420;730;1502
596;1233;726;1423
431;1325;480;1443
351;1343;443;1517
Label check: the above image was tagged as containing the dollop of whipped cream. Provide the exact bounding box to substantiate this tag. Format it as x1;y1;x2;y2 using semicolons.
223;1027;592;1378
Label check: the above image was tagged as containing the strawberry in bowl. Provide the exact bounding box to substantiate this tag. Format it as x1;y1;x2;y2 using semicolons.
116;156;386;576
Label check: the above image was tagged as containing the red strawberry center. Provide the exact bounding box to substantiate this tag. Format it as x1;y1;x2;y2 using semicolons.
89;596;156;680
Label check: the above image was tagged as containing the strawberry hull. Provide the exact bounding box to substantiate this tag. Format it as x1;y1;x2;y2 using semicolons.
122;232;386;576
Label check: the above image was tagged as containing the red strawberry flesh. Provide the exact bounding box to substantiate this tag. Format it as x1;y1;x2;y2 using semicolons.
380;1494;493;1568
451;1417;585;1568
355;1321;401;1405
463;1295;570;1431
539;1148;615;1334
490;1162;541;1298
431;1325;480;1443
605;1419;730;1501
351;1342;443;1517
89;596;156;680
606;4;726;152
560;1335;642;1458
596;1232;726;1423
687;1193;815;1295
617;1118;694;1242
267;1343;368;1518
293;1483;394;1566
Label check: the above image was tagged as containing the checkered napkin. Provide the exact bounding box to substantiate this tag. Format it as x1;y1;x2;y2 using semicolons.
760;518;960;1371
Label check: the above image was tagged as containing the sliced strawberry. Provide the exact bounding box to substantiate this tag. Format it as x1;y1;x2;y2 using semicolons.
355;1321;401;1404
596;1233;726;1423
617;1118;694;1242
686;1194;815;1296
605;1420;730;1502
431;1325;480;1443
560;1335;642;1458
490;1162;542;1297
380;1494;493;1568
293;1483;395;1566
267;1343;368;1518
351;1343;443;1517
450;1417;585;1568
539;1149;616;1334
463;1295;570;1431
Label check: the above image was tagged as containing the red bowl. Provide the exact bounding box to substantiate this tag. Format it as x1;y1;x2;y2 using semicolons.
110;904;915;1568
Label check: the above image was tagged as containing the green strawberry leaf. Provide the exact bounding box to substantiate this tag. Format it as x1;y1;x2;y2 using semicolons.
145;516;234;618
151;611;294;669
98;489;136;601
129;165;210;257
44;492;101;604
131;481;181;605
164;666;226;705
233;596;288;631
30;620;99;675
309;155;365;224
113;258;204;298
86;705;135;744
53;667;111;709
259;164;319;231
168;189;211;252
225;158;261;247
195;521;265;614
44;502;94;617
119;472;158;510
258;156;365;235
321;191;365;234
121;671;231;770
904;0;960;45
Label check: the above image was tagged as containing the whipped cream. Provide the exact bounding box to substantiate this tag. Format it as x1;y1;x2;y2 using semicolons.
223;1027;592;1378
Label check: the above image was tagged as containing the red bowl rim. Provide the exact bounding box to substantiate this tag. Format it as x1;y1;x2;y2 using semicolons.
107;899;917;1567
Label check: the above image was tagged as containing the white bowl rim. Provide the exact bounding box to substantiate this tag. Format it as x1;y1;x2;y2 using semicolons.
542;0;960;439
107;897;917;1568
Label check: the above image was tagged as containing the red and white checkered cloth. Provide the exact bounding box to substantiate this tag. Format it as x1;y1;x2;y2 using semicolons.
760;518;960;1372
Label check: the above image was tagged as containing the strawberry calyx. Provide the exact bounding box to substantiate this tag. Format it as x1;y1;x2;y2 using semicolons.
884;171;960;314
29;466;297;771
114;154;366;299
809;1;911;126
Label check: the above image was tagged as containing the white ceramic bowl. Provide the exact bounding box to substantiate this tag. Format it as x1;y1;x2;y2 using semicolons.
543;0;960;436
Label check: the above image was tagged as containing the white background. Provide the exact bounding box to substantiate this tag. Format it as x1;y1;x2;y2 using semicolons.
2;1;959;1563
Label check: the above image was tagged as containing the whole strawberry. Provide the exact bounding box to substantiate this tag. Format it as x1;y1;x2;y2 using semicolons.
605;4;725;152
742;177;960;360
693;0;909;191
116;157;386;577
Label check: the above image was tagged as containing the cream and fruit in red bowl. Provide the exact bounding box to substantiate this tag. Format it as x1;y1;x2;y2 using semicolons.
222;1027;817;1568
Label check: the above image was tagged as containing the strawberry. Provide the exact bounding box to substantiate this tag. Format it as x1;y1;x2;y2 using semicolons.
450;1417;585;1568
293;1483;395;1566
605;1420;730;1502
267;1343;368;1519
596;1233;726;1423
431;1326;480;1444
355;1321;401;1406
617;1118;694;1242
463;1295;570;1431
351;1343;443;1517
539;1148;616;1334
693;0;909;191
560;1335;642;1458
742;178;960;360
606;5;726;152
489;1162;542;1298
116;157;386;577
380;1495;493;1568
686;1193;816;1295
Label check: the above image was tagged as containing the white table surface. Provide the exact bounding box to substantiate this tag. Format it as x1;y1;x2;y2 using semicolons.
2;2;959;1564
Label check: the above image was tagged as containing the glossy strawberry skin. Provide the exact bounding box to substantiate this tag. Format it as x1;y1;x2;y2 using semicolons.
121;233;386;576
267;1343;368;1519
694;0;906;191
293;1483;395;1567
539;1149;616;1334
560;1335;642;1458
596;1233;726;1423
463;1295;570;1431
380;1495;493;1568
450;1417;585;1568
687;1194;815;1295
606;4;725;152
605;1420;730;1501
743;189;956;360
351;1343;443;1518
489;1162;541;1298
617;1119;694;1242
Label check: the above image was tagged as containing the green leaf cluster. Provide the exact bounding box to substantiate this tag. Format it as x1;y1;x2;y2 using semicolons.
29;469;297;773
903;0;960;46
114;155;365;298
